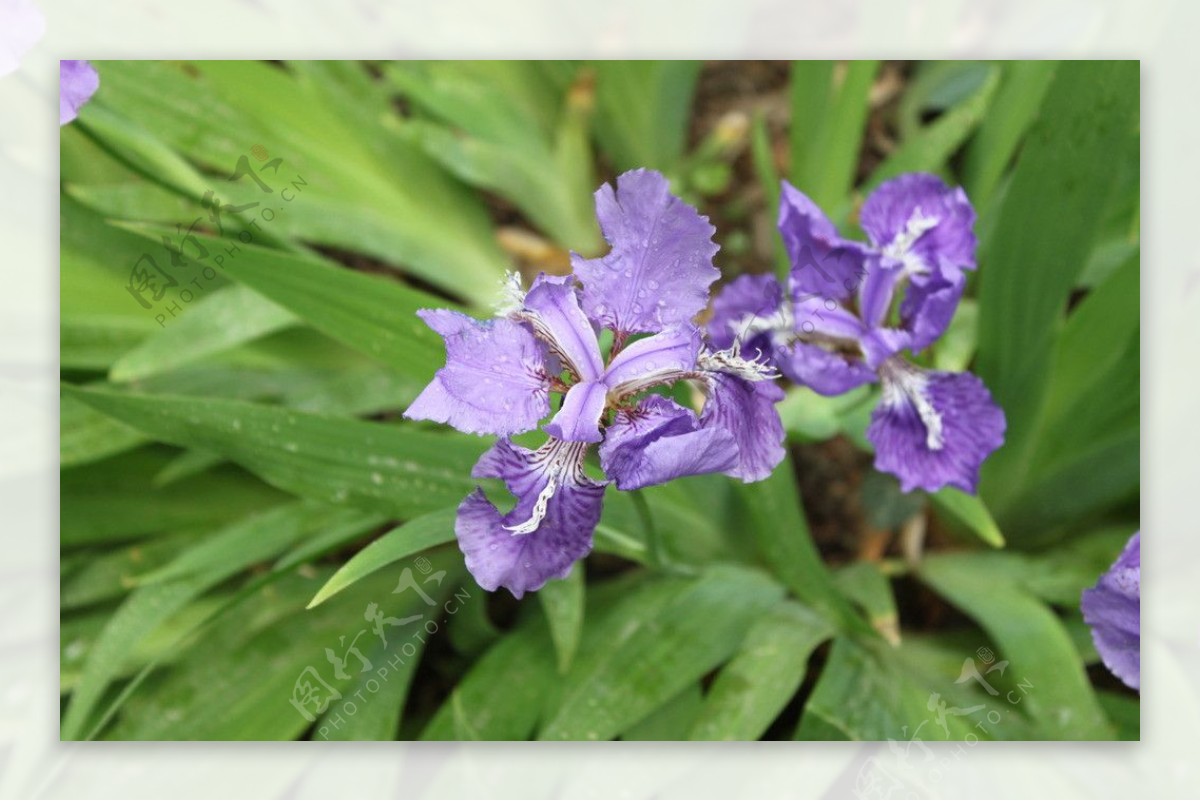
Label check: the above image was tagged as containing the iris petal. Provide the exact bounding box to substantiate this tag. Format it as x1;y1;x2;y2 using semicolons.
404;309;550;436
860;172;976;279
600;396;738;491
699;373;787;482
603;326;701;399
520;274;605;381
774;340;876;396
60;59;99;125
1081;532;1141;690
707;273;785;353
456;438;607;598
779;181;870;302
573;169;720;335
545;380;608;444
867;360;1005;493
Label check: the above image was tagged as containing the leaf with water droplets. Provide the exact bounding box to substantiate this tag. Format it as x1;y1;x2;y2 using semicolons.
538;565;784;740
64;385;486;520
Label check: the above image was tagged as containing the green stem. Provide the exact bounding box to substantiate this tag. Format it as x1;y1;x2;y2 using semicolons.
630;490;693;576
630;489;665;566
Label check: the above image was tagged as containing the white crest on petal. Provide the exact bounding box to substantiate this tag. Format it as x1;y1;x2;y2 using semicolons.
731;301;793;349
503;439;602;535
505;476;558;535
698;344;779;382
882;209;939;275
879;358;944;450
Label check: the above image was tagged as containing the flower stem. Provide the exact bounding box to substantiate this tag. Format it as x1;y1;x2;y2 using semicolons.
630;489;693;576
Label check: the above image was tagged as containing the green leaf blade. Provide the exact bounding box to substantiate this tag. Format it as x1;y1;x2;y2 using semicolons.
689;601;834;740
64;386;485;520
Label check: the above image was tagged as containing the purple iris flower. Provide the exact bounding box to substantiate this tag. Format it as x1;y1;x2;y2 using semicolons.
1081;531;1140;690
60;59;99;125
708;173;1004;494
405;169;785;597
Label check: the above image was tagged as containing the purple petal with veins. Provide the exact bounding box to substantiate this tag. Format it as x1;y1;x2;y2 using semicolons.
860;172;976;280
520;273;604;380
457;438;607;598
858;327;913;371
603;326;701;399
573;169;719;335
699;373;787;482
899;270;966;353
600;396;738;491
1081;532;1140;690
774;340;876;396
867;360;1005;493
707;273;785;354
404;309;550;436
789;295;865;342
545;380;608;444
858;254;905;330
779;181;870;301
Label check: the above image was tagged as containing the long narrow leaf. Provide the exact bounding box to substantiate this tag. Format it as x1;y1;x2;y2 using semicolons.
689;601;833;740
64;386;486;519
975;61;1139;512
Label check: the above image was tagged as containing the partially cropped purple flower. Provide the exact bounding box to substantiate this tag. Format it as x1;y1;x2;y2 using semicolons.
708;173;1003;494
59;60;99;125
1082;532;1140;690
406;169;785;597
0;0;45;78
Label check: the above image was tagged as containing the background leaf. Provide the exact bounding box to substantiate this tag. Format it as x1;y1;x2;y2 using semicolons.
919;552;1113;740
64;386;485;519
789;60;879;214
539;566;585;674
689;601;833;740
307;509;458;609
538;565;784;741
974;61;1139;518
592;61;703;175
